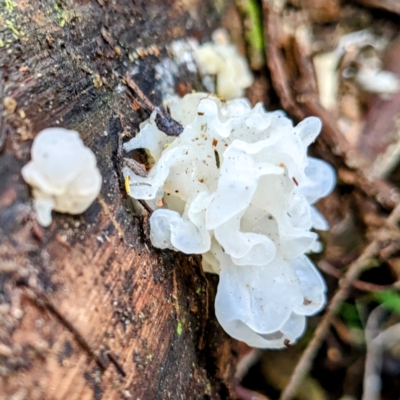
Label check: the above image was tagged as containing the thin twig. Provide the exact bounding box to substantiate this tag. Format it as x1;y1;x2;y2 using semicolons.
107;351;127;377
362;323;400;399
236;385;271;400
280;239;382;400
373;323;400;348
235;348;262;380
362;307;386;400
138;199;154;214
280;202;400;400
122;74;156;112
317;260;398;292
122;74;183;136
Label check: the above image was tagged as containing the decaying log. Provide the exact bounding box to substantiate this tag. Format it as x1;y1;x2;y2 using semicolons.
0;1;237;399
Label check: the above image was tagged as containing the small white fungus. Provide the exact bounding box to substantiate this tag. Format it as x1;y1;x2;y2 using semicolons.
194;29;254;100
123;93;335;348
314;29;400;106
355;67;400;96
22;128;102;227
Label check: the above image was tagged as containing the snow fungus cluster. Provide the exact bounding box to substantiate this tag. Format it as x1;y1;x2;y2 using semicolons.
123;93;335;348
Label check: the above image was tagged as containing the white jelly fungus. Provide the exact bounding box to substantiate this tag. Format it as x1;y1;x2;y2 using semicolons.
123;93;335;348
22;128;102;227
194;29;254;100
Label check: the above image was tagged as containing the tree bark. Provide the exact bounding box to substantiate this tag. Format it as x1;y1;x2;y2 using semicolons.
0;1;237;399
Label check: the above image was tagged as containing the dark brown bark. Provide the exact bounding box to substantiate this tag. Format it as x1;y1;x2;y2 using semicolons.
0;1;237;399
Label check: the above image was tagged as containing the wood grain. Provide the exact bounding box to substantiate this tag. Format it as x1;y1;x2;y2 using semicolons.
0;1;237;398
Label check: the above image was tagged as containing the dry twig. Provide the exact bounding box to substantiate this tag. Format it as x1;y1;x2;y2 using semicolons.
362;307;386;400
236;385;271;400
280;203;400;400
317;260;399;292
122;75;183;136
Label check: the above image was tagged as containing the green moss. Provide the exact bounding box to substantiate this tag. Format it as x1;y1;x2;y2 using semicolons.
52;1;67;27
236;0;265;70
373;289;400;314
5;19;23;38
5;0;17;13
176;321;183;335
246;0;264;52
338;302;363;328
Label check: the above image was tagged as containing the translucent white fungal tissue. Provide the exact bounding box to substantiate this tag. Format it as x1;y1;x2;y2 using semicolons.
194;29;254;100
22;128;102;227
123;93;335;348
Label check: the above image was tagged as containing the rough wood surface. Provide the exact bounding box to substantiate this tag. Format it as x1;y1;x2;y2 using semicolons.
0;1;237;399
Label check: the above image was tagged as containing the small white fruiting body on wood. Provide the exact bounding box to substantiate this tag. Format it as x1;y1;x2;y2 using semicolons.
123;93;335;348
22;128;102;227
194;29;254;100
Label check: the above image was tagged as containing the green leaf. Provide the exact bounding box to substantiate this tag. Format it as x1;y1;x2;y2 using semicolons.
338;302;363;329
373;289;400;314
